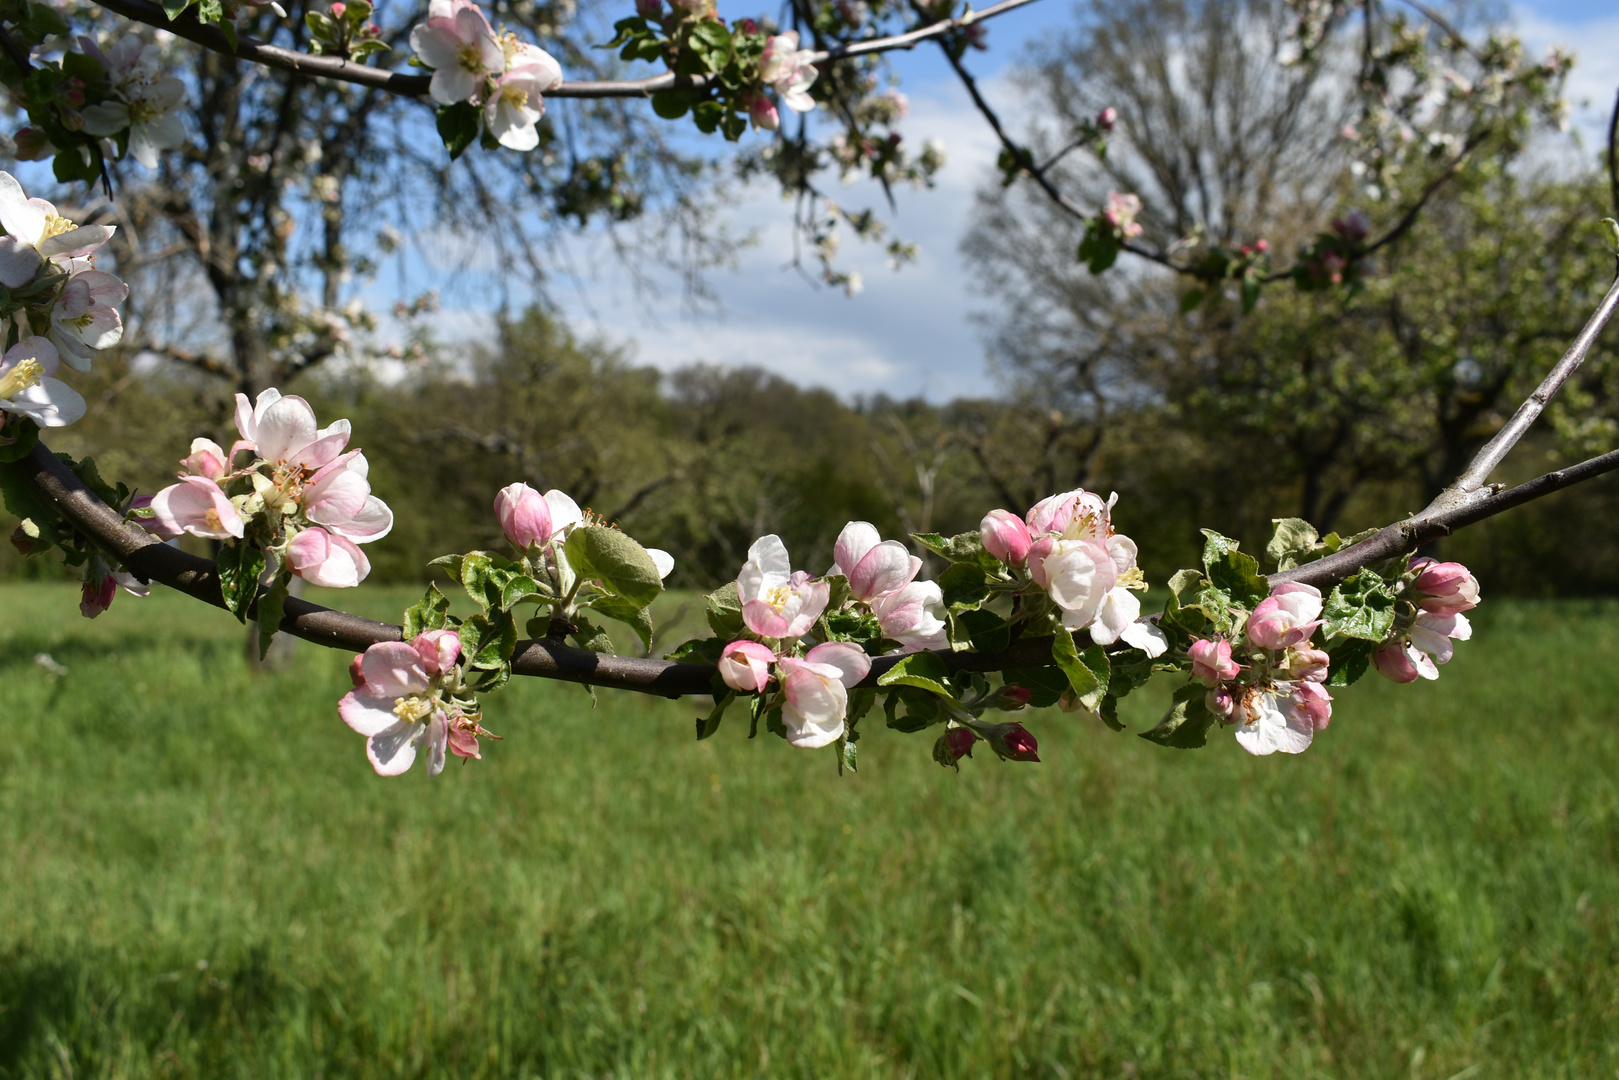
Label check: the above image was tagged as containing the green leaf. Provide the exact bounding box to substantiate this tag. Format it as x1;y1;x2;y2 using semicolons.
999;666;1069;709
1240;273;1261;314
1322;571;1396;642
1327;637;1376;687
846;687;876;727
705;580;744;638
0;417;39;462
882;687;943;732
305;11;336;40
435;101;480;160
403;583;451;639
696;689;734;740
569;614;614;654
585;594;655;653
1140;683;1217;748
501;573;551;610
1168;568;1204;603
955;608;1011;653
838;728;859;774
911;530;999;570
23;2;70;37
1200;530;1269;606
876;651;954;698
161;0;191;19
601;15;649;48
255;573;289;660
462;611;517;669
216;543;264;623
1050;627;1106;711
650;90;692;120
564;526;664;608
459;552;494;610
1179;287;1205;313
938;562;989;609
667;636;727;663
691;100;723;133
1266;517;1322;571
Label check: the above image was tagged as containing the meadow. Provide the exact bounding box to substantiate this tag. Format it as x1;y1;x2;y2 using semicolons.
0;582;1616;1078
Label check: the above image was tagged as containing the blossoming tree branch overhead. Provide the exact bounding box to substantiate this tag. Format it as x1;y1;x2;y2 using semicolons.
2;0;1619;779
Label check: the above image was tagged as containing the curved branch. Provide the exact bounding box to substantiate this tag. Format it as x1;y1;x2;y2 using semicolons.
92;0;1041;99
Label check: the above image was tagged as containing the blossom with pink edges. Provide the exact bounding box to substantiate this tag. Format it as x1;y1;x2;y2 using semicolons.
871;579;949;652
233;388;352;470
718;640;776;693
410;4;504;106
1188;637;1241;686
832;520;920;602
494;481;582;550
1246;582;1324;651
0;337;85;428
760;31;818;112
286;525;371;588
179;437;229;480
149;474;245;540
1409;558;1480;616
1373;610;1472;683
737;534;829;640
338;632;468;776
1231;681;1332;756
778;641;871;748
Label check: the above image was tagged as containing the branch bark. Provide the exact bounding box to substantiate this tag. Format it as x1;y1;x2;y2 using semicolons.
92;0;1041;99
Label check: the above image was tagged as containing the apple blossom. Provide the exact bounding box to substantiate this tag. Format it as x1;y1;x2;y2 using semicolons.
1097;106;1117;131
149;475;245;540
944;726;978;760
1030;536;1118;629
410;5;505;107
48;270;129;369
760;31;818;113
980;721;1040;762
1101;191;1144;240
746;92;780;132
79;43;187;170
179;437;229;480
0;171;117;291
286;525;372;588
339;634;474;776
718;640;776;693
78;563;149;619
980;508;1032;565
1025;487;1115;539
1087;580;1169;656
484;43;564;151
1246;582;1324;651
1281;646;1331;683
1409;558;1480;615
1189;637;1241;686
778;641;871;748
737;535;829;639
833;520;920;601
871;579;949;652
494;481;582;550
302;451;394;542
1231;681;1331;756
0;337;86;428
1374;610;1472;683
233;388;352;470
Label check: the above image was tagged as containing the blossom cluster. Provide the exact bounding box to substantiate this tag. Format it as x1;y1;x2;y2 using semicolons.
410;0;565;151
745;30;819;131
77;36;187;168
0;172;126;412
341;629;494;776
144;389;394;590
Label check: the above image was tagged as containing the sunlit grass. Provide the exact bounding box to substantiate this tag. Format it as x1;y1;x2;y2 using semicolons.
1;583;1616;1077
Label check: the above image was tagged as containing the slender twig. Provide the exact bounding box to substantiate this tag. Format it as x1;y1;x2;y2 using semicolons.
1444;272;1619;497
92;0;1041;99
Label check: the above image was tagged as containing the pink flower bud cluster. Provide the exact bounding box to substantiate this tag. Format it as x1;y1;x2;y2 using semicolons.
1372;559;1479;683
832;522;948;652
979;488;1167;658
1100;191;1144;240
717;637;872;749
144;388;394;591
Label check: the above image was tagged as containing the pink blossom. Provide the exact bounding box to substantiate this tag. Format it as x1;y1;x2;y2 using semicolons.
1332;210;1370;244
149;474;245;540
1291;680;1332;730
1231;680;1329;756
1096;106;1116;131
1409;558;1479;615
760;31;818;112
494;481;581;550
1282;646;1331;683
778;641;870;748
1101;191;1143;240
833;521;920;602
484;43;564;151
179;437;228;480
49;269;128;370
1374;610;1472;683
737;535;829;639
1188;637;1241;686
1206;686;1236;719
79;574;116;619
286;525;371;588
746;92;779;131
718;640;776;693
945;726;977;760
303;451;393;542
339;641;444;776
1246;582;1323;651
409;5;504;106
1025;487;1114;539
0;336;86;427
871;580;948;652
233;388;351;470
1001;685;1032;706
980;508;1032;565
1029;536;1117;627
411;628;462;678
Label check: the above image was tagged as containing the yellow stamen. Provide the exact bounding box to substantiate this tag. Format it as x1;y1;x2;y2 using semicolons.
0;358;43;401
39;212;76;242
764;583;792;611
393;695;435;723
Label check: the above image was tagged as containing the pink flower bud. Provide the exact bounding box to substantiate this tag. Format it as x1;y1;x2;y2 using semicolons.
1409;558;1479;615
1255;238;1269;253
349;653;367;687
945;726;977;760
1002;684;1032;705
1188;638;1242;686
1373;642;1421;683
80;574;117;619
494;482;552;550
1096;106;1116;131
412;629;462;678
1284;646;1331;683
1246;582;1324;651
329;2;346;16
718;640;776;693
738;16;757;32
179;437;229;481
1331;210;1370;244
982;721;1040;762
1205;686;1236;719
980;508;1033;566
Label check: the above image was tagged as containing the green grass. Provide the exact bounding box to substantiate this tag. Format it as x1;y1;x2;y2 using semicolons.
1;583;1617;1078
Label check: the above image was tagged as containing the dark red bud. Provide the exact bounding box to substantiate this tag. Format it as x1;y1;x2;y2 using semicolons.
985;721;1040;762
738;17;757;33
1003;685;1032;705
946;726;977;760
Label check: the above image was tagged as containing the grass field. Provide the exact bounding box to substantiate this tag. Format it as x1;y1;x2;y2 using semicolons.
1;582;1617;1078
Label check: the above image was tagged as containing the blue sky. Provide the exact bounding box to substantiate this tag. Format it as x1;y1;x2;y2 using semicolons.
424;0;1619;402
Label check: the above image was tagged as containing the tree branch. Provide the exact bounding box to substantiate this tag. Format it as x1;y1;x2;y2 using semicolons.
92;0;1042;99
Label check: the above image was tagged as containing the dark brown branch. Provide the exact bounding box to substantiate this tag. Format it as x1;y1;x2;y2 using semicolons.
92;0;1040;99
